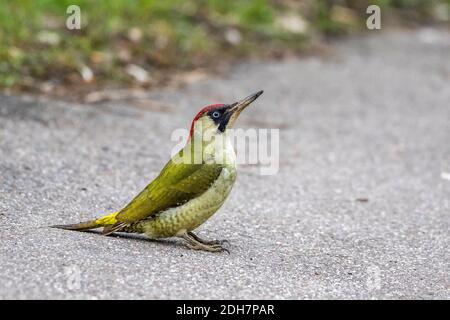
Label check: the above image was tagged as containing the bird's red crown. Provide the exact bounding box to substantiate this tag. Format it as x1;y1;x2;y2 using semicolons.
189;104;225;137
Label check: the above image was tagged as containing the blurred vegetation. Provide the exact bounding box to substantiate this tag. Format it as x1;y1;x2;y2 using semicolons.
0;0;449;97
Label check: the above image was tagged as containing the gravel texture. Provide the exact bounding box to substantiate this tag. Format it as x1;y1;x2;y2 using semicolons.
0;29;449;299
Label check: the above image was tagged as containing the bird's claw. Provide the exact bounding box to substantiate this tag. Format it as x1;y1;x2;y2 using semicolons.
206;239;230;246
186;242;230;254
211;243;230;254
183;232;230;253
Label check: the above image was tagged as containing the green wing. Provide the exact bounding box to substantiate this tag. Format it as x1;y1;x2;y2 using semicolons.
115;154;223;224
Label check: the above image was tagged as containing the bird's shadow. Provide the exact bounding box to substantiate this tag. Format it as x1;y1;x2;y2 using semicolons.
82;229;182;249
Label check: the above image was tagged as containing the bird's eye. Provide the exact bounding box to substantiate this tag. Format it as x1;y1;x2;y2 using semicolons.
212;111;221;118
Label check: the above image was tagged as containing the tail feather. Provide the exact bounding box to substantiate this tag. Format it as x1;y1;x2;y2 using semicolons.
51;220;99;231
51;212;119;232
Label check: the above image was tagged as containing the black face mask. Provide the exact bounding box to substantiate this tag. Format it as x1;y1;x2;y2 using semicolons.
207;106;232;132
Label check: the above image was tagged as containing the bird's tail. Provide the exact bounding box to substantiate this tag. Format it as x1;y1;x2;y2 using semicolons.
51;212;119;231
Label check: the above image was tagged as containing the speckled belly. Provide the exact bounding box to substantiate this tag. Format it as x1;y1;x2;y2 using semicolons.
138;165;237;238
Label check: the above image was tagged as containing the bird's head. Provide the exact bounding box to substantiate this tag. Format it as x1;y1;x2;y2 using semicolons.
189;90;263;139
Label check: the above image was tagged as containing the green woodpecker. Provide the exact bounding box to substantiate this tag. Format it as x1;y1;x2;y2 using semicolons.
52;90;263;252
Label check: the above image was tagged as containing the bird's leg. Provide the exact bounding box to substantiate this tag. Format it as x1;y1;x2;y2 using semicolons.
188;231;229;246
181;232;229;253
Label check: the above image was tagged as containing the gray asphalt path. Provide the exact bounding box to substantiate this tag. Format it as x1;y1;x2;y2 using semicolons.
0;29;449;299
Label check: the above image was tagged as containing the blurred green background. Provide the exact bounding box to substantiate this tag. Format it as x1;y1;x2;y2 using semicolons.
0;0;449;97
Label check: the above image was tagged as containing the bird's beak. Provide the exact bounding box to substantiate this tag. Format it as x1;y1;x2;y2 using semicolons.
227;90;263;126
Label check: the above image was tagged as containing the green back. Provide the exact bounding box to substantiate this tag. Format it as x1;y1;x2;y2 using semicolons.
116;148;223;224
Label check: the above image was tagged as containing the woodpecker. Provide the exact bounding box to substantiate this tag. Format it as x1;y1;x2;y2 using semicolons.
52;90;264;252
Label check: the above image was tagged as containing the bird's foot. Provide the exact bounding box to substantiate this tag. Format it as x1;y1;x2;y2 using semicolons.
207;239;230;246
187;231;230;246
186;242;229;253
183;232;230;253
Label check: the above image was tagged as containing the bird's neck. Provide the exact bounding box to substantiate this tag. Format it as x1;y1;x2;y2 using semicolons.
183;131;236;166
